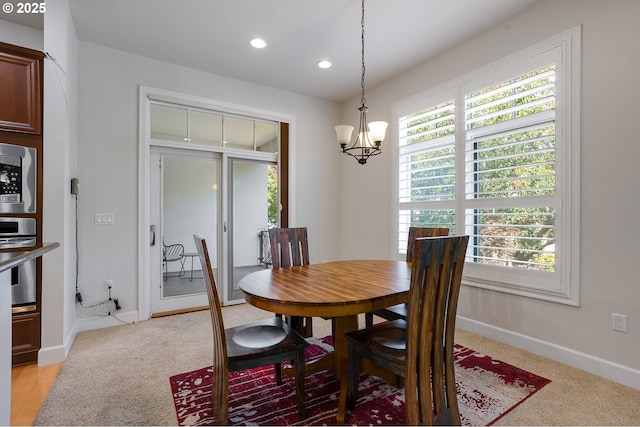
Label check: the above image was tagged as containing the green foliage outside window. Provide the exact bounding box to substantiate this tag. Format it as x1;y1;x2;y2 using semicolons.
267;165;278;227
402;65;557;272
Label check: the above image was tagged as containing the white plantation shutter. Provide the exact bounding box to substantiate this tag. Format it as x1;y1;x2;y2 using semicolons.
463;65;557;273
398;98;456;254
394;28;580;304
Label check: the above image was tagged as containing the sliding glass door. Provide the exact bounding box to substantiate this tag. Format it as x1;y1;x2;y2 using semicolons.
226;159;278;302
142;88;289;317
149;149;279;313
150;147;220;314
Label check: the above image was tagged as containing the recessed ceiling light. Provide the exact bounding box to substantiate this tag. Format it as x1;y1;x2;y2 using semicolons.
318;60;332;69
250;38;267;49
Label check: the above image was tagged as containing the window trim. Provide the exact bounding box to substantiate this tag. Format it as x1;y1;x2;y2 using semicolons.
392;26;581;305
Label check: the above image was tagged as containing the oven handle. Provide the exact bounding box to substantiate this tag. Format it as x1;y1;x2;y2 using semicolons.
0;237;37;249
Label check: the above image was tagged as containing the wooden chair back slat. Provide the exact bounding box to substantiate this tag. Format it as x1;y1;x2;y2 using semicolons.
364;227;450;329
405;235;468;425
194;235;229;425
405;227;449;262
268;227;310;268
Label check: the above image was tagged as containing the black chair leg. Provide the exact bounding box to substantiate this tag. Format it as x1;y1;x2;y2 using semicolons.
346;344;361;410
274;362;282;385
303;317;313;338
287;315;313;338
365;312;374;328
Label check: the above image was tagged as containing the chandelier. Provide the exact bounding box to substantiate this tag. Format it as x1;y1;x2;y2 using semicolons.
335;0;388;165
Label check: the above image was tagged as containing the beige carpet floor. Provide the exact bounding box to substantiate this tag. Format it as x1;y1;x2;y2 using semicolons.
35;304;640;426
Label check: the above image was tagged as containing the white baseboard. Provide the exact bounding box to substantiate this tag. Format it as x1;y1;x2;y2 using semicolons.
76;310;139;332
38;320;78;366
37;310;140;366
457;316;640;390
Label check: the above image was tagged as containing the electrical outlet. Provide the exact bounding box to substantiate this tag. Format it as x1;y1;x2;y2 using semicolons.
105;299;117;315
612;313;628;332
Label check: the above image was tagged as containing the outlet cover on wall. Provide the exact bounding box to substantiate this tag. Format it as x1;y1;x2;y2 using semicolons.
612;313;628;333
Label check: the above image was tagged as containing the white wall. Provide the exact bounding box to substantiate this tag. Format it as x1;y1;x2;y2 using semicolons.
74;41;342;326
40;0;79;365
338;0;640;387
0;19;42;50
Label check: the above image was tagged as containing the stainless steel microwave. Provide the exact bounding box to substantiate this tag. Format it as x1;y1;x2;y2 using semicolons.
0;143;36;214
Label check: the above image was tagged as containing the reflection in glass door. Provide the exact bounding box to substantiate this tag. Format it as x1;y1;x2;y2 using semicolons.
150;148;220;314
227;159;278;302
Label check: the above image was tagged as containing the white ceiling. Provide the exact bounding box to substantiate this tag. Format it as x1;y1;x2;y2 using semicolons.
5;0;538;102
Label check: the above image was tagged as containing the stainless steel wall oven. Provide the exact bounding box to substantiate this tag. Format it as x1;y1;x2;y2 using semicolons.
0;217;37;313
0;142;37;214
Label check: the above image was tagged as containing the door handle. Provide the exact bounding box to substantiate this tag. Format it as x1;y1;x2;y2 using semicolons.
150;225;156;246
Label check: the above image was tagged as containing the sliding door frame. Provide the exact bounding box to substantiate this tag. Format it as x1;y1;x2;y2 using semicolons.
138;85;296;321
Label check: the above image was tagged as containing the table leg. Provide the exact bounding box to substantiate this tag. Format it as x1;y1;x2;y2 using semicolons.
334;315;358;424
280;314;359;424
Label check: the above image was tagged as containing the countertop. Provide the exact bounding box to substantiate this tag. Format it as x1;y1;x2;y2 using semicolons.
0;242;60;273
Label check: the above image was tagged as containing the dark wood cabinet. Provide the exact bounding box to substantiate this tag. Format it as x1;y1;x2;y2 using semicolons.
0;41;45;366
11;312;41;366
0;42;44;134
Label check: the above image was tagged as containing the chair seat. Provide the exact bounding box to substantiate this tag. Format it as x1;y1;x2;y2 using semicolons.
226;317;308;366
345;319;407;364
366;304;408;328
375;303;407;320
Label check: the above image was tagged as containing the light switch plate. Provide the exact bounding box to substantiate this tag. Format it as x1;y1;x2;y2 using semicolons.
95;213;115;225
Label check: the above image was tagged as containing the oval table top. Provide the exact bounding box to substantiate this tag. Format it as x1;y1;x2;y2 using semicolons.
238;259;411;318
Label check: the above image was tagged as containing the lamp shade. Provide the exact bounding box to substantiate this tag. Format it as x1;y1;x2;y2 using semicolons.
368;121;388;143
335;125;354;145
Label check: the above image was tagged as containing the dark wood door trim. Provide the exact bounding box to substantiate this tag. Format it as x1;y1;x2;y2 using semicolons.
280;122;289;228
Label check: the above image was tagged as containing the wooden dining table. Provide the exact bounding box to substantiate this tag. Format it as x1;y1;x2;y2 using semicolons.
238;259;411;423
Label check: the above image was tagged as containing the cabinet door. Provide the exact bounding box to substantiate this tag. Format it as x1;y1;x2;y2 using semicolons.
0;45;43;134
12;312;40;365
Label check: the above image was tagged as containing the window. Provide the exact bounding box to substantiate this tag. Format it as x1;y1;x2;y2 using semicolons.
395;28;580;304
149;102;279;153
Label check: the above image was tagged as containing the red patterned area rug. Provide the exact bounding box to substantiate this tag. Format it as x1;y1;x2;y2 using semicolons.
170;336;550;426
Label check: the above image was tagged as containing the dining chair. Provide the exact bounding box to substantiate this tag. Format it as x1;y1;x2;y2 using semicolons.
365;227;449;327
267;227;314;337
193;234;309;423
344;235;469;425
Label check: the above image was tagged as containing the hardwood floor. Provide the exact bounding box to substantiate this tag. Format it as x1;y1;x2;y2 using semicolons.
11;362;61;426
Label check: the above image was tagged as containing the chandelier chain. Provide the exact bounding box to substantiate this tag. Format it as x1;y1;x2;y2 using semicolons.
360;0;366;108
334;0;386;165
